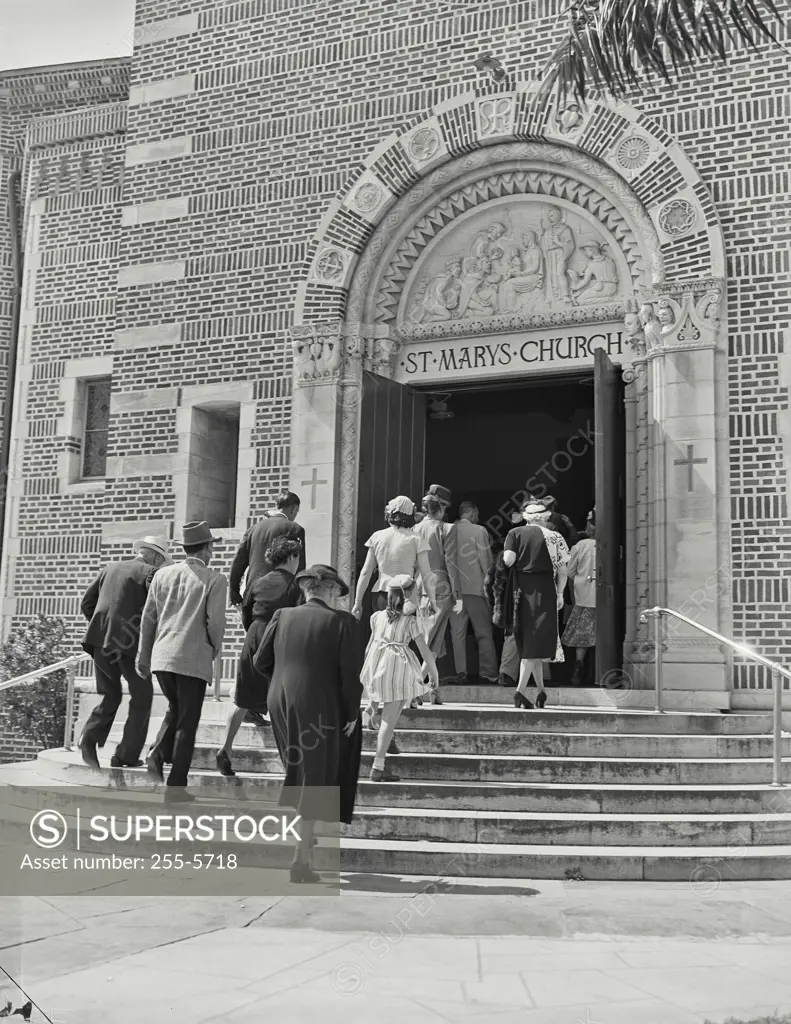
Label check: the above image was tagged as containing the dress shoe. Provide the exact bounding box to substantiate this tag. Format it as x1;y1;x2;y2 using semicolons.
570;663;584;687
498;673;517;688
369;766;400;782
289;862;321;883
164;788;195;803
216;750;236;777
514;691;534;710
146;753;165;782
110;756;144;769
387;736;400;755
78;738;100;771
535;691;548;709
481;676;499;685
244;710;268;727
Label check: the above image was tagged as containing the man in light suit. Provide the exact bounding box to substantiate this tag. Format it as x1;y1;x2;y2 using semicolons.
79;535;171;770
449;501;498;684
137;522;227;802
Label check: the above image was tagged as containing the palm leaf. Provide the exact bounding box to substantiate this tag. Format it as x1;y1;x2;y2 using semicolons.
540;0;788;103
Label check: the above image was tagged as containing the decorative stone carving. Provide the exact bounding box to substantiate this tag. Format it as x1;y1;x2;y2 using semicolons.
408;126;440;163
624;308;646;357
616;135;650;171
290;321;344;382
656;297;678;334
353;182;382;214
554;102;584;135
315;247;346;282
478;95;514;137
696;284;723;327
658;198;697;237
676;316;701;344
639;302;663;353
400;198;627;337
398;302;626;342
370;337;400;377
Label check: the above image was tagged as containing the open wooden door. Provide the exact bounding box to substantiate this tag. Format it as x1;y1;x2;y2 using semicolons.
355;370;426;657
593;348;626;682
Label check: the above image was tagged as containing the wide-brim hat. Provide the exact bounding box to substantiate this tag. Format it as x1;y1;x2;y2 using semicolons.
295;563;349;597
181;521;217;548
424;483;452;506
522;502;549;516
132;535;172;564
386;574;415;592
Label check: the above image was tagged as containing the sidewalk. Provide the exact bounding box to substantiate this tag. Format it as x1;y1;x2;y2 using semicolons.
3;879;791;1023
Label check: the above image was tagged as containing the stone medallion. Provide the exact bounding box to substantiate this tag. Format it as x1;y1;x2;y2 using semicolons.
616;135;651;171
408;127;441;163
353;182;382;214
658;198;697;237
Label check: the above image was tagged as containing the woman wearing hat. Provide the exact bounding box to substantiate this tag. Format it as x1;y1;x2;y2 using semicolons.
254;564;363;883
360;574;439;782
352;496;436;619
502;501;570;708
562;509;597;686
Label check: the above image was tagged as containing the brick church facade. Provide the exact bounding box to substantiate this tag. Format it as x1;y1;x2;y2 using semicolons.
0;1;789;712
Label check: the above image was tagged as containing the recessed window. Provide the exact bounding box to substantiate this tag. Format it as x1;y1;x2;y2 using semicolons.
185;403;240;528
81;377;111;479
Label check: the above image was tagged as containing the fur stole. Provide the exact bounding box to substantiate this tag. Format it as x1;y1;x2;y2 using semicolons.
484;556;521;635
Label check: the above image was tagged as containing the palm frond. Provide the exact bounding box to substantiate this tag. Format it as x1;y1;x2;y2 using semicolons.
540;0;788;104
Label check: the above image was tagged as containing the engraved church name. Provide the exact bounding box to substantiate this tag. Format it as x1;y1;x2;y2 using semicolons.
395;324;626;385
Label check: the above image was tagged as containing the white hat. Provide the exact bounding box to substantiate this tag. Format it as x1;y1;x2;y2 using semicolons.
386;574;415;591
523;502;549;516
386;495;415;516
133;535;172;563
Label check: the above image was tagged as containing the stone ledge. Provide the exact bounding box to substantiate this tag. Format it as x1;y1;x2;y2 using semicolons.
113;324;183;350
124;136;192;167
121;197;190;226
128;74;196;107
117;260;186;288
111;388;180;413
135;12;199;45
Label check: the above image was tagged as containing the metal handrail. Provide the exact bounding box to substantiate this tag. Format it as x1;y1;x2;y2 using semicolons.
640;606;787;787
0;653;91;750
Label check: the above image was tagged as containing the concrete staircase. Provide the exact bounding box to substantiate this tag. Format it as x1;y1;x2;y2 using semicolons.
3;685;791;880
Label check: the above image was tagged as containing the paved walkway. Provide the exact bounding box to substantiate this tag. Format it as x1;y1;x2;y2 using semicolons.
3;879;791;1023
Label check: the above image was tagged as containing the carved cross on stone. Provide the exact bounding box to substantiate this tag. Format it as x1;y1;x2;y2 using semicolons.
301;468;328;510
674;444;707;492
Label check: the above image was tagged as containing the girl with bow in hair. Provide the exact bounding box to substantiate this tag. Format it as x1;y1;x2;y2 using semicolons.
360;575;439;782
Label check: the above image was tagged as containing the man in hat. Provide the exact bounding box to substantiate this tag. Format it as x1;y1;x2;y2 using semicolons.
229;490;306;627
449;501;498;684
137;522;227;801
79;535;172;771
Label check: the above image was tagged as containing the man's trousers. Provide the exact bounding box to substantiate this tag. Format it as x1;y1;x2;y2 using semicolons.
81;649;153;763
449;595;499;679
149;672;207;787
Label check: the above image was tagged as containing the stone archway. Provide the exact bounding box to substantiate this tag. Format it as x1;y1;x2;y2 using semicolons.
289;85;732;706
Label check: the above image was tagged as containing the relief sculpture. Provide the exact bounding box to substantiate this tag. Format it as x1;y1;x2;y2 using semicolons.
404;200;625;329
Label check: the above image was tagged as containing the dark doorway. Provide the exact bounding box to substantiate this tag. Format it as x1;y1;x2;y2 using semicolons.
423;374;596;538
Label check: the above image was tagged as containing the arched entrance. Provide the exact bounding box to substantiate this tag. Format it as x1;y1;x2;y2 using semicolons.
288;86;731;706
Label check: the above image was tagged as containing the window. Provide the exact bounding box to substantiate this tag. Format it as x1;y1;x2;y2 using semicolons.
81;377;111;478
185;403;240;528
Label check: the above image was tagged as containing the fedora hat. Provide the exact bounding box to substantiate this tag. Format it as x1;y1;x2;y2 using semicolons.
294;563;349;597
180;521;217;548
132;535;172;564
424;484;452;506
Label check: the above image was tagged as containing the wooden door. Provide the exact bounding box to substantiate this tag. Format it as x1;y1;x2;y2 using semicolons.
355;371;426;655
593;348;626;682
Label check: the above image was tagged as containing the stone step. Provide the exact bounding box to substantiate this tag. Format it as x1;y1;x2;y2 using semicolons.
29;750;791;815
189;745;791;785
194;721;789;758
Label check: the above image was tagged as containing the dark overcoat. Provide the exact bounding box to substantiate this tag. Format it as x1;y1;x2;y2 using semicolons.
254;600;363;824
81;558;157;657
229;515;306;605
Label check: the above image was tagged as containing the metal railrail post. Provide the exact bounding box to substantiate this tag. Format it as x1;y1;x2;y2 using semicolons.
654;610;663;713
772;668;784;787
63;661;77;750
213;645;223;701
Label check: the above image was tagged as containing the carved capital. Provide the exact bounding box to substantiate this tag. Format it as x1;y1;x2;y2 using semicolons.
290;319;343;384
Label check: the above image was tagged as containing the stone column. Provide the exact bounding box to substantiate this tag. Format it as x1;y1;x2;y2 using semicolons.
643;285;730;707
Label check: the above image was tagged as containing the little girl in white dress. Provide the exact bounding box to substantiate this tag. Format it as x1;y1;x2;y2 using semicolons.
361;574;439;782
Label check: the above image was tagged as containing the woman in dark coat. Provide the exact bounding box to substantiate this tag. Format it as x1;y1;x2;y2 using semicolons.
502;502;570;709
215;536;302;777
254;564;363;883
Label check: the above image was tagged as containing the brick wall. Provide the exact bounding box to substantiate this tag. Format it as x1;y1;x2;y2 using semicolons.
0;2;788;694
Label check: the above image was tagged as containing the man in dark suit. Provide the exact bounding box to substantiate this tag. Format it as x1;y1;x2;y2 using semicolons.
229;490;306;627
79;535;171;770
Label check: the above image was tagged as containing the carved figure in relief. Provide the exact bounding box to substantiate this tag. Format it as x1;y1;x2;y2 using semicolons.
319;335;343;374
373;337;399;375
657;298;676;333
457;222;508;315
639;303;663;353
698;287;722;327
292;336;315;378
498;231;544;312
541;206;575;303
568;239;619;304
624;311;646;356
555;102;582;134
409;257;463;322
465;256;502;316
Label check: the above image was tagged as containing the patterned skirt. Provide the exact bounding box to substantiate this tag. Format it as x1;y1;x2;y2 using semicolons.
562;605;596;648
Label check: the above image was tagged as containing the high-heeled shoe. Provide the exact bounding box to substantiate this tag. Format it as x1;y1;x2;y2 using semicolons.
535;691;548;709
514;691;534;710
289;862;321;884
